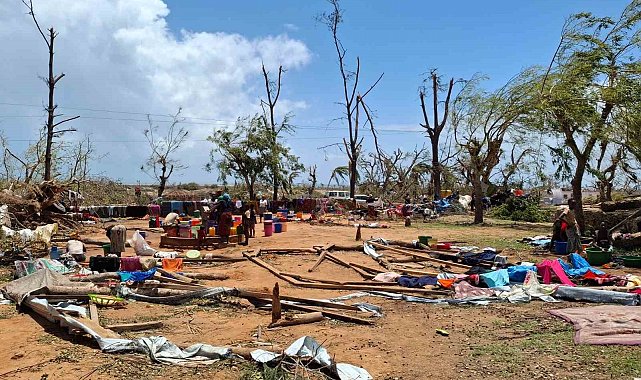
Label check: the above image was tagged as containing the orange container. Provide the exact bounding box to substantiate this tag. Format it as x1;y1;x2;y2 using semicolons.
208;227;216;236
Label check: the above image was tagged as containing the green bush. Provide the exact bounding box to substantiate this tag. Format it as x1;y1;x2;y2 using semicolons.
490;196;551;223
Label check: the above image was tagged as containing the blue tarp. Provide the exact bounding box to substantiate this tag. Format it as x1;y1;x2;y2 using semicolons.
507;265;537;283
118;267;157;282
480;269;510;287
558;253;605;277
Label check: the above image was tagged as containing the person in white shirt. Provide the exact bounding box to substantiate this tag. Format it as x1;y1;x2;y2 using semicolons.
258;197;268;222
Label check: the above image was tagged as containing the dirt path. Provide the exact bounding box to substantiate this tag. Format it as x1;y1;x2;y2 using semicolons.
0;215;639;379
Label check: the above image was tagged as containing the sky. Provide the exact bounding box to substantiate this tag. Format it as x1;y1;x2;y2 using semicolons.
0;0;630;187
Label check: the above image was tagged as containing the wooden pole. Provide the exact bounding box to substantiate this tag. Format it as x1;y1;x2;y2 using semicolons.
106;321;163;332
271;283;281;324
367;241;471;269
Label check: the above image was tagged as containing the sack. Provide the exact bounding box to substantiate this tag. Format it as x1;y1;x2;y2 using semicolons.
131;230;156;256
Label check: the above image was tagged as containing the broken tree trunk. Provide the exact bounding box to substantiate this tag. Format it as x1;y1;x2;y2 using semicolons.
269;312;324;328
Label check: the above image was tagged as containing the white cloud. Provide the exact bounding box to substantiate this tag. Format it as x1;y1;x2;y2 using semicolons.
283;23;299;32
0;0;311;183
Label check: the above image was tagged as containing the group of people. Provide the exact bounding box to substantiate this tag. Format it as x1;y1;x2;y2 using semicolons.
208;194;268;246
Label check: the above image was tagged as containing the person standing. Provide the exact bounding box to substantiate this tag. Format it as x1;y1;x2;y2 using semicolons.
258;196;268;222
241;206;251;246
248;204;257;238
218;194;233;243
106;224;126;257
559;198;581;253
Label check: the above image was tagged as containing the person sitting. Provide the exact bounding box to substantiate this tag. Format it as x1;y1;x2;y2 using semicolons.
595;222;610;249
163;210;180;226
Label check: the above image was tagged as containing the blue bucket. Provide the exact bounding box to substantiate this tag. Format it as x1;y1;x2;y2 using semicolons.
274;223;282;233
554;241;568;255
50;246;60;260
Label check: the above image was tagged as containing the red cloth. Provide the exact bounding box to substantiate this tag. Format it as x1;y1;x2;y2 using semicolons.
536;260;575;286
120;257;142;272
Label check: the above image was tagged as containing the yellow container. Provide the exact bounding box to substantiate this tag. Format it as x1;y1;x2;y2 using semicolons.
428;238;438;248
230;226;237;235
208;227;216;236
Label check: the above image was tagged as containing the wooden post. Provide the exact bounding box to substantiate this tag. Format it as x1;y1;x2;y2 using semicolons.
88;302;99;323
355;224;362;241
271;283;281;324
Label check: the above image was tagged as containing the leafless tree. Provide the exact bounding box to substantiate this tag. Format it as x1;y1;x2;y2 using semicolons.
419;71;465;199
308;165;317;196
319;0;383;198
142;109;188;198
22;0;79;181
261;63;287;201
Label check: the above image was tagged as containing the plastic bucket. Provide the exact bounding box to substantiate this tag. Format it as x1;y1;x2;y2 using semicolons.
296;212;303;219
554;241;568;255
208;227;216;237
102;244;111;254
586;248;611;266
230;226;237;235
193;210;201;218
274;223;283;233
264;212;273;221
418;236;431;245
50;246;60;260
264;221;273;237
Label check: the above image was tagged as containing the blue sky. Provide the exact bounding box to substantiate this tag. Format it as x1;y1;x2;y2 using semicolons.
0;0;629;186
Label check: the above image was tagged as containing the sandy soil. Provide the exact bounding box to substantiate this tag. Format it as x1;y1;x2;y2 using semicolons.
0;215;639;380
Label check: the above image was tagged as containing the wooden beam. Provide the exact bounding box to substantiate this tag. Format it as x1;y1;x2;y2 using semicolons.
308;251;327;272
237;290;360;312
88;302;99;323
280;303;372;325
156;268;197;284
105;321;163;332
367;241;471;269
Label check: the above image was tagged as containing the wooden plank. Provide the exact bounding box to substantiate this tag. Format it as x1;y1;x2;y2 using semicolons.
105;321;163;332
237;290;360;312
88;302;99;323
269;312;323;328
280;302;372;325
324;252;373;279
367;241;471;269
156;268;196;284
308;251;327;272
348;262;385;274
280;272;345;285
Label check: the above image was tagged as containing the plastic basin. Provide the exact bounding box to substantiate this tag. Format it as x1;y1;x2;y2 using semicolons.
586;249;611;266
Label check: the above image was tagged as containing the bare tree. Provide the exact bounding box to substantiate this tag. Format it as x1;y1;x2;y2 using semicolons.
142;109;188;198
419;71;462;199
22;0;79;182
319;0;383;198
2;130;47;184
308;165;317;196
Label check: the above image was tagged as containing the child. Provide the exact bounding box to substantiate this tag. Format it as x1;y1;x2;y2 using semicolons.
248;204;257;238
242;206;251;246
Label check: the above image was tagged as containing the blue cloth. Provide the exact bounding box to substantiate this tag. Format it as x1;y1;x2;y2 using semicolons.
397;275;438;288
118;267;157;282
462;252;497;266
480;269;509;287
557;253;605;277
507;265;537;283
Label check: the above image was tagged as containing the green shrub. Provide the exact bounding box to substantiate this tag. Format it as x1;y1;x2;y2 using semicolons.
490;196;551;223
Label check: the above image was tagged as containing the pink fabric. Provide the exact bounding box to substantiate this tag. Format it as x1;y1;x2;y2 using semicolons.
373;272;401;283
536;260;575;286
119;257;142;272
549;305;641;345
454;281;495;299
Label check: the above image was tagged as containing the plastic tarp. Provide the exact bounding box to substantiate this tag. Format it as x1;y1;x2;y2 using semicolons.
480;269;509;287
507;265;537;283
558;253;605;277
2;267;76;305
131;230;156;256
554;286;640;306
